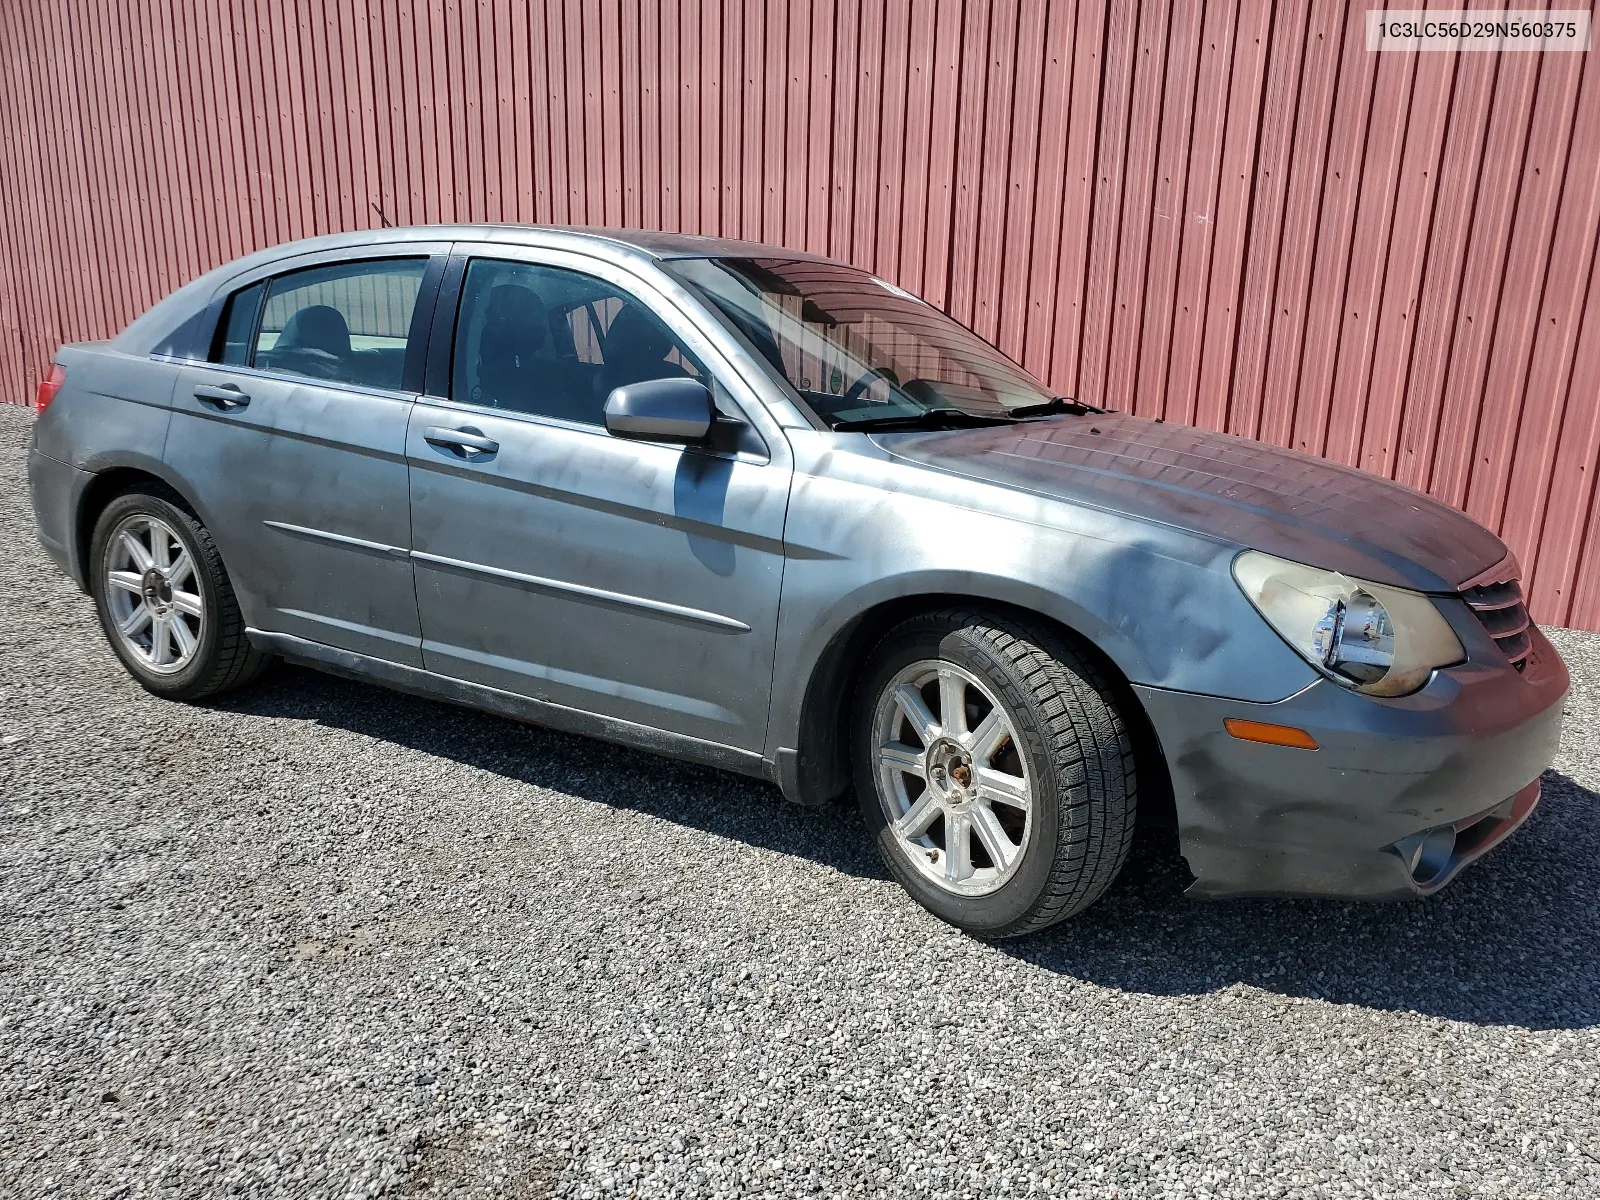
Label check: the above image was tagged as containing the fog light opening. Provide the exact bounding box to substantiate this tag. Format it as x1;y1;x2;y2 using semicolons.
1404;826;1457;886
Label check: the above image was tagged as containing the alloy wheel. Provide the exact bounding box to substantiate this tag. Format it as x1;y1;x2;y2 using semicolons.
102;513;205;675
872;659;1034;896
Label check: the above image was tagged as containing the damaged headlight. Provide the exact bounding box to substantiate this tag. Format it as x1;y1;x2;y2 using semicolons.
1232;551;1464;697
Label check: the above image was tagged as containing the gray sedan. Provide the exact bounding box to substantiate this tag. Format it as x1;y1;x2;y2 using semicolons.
26;226;1568;937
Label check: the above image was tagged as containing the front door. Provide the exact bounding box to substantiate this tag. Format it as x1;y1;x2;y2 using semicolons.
164;253;438;666
405;252;791;751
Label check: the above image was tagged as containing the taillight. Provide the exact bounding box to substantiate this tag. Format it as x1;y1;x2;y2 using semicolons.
35;363;66;412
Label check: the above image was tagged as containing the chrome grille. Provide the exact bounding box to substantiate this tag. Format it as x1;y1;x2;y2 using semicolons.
1460;576;1531;672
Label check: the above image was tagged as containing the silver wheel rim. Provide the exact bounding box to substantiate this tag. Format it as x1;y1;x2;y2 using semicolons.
872;659;1034;896
103;513;204;676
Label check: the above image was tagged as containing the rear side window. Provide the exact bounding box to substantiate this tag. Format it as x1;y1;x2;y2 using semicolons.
240;258;426;390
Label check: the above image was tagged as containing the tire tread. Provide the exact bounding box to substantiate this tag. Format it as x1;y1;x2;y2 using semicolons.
92;484;269;700
859;607;1139;938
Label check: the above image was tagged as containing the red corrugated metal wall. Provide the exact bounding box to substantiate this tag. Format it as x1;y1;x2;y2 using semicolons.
2;1;1599;627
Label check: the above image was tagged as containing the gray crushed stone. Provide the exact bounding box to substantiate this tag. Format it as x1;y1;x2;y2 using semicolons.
2;402;1597;1198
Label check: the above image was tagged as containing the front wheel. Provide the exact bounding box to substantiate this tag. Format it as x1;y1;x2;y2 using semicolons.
88;488;269;701
853;609;1138;938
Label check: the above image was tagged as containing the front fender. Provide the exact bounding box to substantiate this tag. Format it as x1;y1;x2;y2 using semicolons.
765;433;1318;776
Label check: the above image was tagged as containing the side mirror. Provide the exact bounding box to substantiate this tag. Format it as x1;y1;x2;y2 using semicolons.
603;377;715;444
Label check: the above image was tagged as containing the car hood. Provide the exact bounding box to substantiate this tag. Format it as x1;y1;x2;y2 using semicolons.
876;414;1508;593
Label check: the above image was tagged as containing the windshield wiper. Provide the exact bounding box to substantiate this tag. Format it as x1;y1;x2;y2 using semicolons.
832;408;1018;432
1008;395;1105;418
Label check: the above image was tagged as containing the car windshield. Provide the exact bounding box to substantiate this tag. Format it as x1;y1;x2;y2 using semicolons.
665;257;1063;429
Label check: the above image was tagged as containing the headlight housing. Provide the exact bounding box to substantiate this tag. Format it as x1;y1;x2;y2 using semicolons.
1232;551;1464;697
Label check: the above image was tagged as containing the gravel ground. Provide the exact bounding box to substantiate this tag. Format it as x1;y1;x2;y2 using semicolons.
2;400;1598;1200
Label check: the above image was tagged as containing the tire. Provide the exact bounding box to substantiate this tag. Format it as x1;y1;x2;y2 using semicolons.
853;608;1138;938
88;486;270;701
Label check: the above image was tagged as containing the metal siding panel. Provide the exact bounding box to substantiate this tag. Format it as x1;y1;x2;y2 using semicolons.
1551;242;1600;629
1074;0;1140;409
678;0;704;233
1109;0;1180;418
969;0;1020;346
760;0;786;242
480;0;512;223
894;0;936;294
1392;50;1498;492
1319;47;1419;469
737;0;764;239
1286;2;1383;460
872;3;910;280
659;0;682;230
1354;41;1456;482
1194;0;1273;436
2;0;1598;631
30;0;86;343
509;0;536;223
781;0;812;250
994;0;1046;362
944;0;992;325
1016;0;1075;379
718;0;744;235
1162;0;1243;430
600;0;626;227
632;0;656;227
1465;52;1586;532
1040;0;1107;389
1427;52;1542;508
826;0;860;263
1256;0;1345;450
848;0;883;268
805;0;834;252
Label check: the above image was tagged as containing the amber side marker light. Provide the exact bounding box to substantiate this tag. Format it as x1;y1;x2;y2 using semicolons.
1223;718;1319;751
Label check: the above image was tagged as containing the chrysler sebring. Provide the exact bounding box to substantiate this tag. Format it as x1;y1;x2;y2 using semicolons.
27;226;1567;936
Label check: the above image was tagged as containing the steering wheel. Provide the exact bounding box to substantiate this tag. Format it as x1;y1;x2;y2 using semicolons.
841;365;901;406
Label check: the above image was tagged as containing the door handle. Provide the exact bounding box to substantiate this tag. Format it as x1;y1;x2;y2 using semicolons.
194;383;250;409
423;426;500;458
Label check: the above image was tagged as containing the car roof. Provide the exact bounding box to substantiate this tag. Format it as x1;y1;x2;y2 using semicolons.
237;223;841;265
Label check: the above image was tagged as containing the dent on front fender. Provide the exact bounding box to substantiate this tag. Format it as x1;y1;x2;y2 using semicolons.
765;434;1319;761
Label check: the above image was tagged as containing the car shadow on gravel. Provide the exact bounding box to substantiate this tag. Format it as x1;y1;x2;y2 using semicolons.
216;664;1597;1031
1000;770;1600;1030
212;662;891;881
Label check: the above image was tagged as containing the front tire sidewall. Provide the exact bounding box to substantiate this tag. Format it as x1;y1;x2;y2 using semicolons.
90;493;225;699
855;623;1064;937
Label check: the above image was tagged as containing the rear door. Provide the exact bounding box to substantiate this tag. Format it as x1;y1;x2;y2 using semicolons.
164;248;446;666
405;246;793;752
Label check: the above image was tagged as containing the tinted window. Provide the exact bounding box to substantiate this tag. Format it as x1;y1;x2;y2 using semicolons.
151;308;214;360
254;258;426;390
451;259;703;425
211;281;265;366
667;257;1057;427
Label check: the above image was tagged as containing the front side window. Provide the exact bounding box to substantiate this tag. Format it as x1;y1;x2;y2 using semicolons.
666;257;1061;429
241;258;426;390
451;258;704;425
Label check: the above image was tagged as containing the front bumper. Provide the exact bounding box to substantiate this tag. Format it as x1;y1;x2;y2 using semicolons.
1135;624;1568;899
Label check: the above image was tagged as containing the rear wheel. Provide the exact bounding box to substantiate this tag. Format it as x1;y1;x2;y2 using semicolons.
89;488;269;700
853;608;1138;938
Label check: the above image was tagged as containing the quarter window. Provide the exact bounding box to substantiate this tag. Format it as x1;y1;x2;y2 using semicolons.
451;259;703;425
212;281;265;366
244;258;427;390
